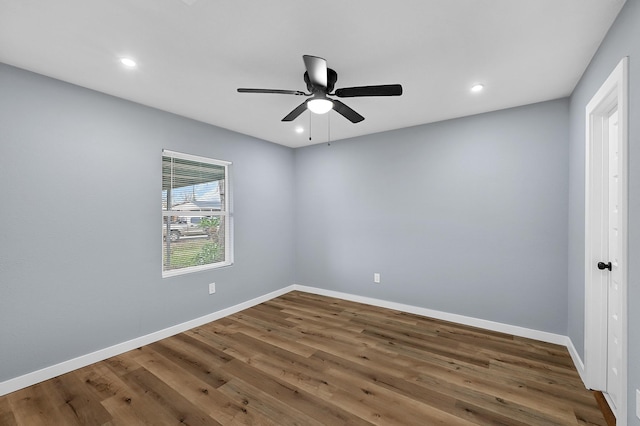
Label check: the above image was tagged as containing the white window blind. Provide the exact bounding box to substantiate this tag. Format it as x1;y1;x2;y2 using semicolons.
162;150;232;277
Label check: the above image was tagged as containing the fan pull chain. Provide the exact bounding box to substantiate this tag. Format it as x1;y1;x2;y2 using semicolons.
309;112;312;141
327;112;331;146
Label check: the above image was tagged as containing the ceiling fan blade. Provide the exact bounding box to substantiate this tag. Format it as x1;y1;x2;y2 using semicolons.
281;101;308;122
335;84;403;98
303;55;327;88
332;99;364;123
238;88;307;96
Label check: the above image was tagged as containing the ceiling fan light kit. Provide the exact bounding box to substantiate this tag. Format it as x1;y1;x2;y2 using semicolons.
307;98;333;114
238;55;403;123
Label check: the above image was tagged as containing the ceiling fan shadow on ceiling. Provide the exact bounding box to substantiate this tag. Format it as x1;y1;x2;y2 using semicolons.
237;55;403;123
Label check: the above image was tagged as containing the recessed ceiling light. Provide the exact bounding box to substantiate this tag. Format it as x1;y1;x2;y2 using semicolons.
120;57;137;68
295;126;304;134
471;83;484;93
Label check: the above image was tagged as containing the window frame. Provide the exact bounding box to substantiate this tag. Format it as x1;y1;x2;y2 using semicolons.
162;149;233;278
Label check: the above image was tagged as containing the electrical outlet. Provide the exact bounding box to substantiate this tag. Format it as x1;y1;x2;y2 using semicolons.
373;273;380;283
208;283;216;294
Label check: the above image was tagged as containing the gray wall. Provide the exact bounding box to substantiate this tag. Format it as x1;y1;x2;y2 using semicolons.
567;0;640;424
0;63;295;382
294;99;570;334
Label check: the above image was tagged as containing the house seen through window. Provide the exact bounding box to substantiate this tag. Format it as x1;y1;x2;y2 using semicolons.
162;150;232;277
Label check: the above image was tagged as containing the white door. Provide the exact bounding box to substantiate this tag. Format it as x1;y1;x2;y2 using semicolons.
605;108;622;411
584;57;628;424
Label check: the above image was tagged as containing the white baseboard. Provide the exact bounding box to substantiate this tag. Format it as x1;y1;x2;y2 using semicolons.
565;336;587;386
0;285;295;397
292;284;569;346
1;283;586;397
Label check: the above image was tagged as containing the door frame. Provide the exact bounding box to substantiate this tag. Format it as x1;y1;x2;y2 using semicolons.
584;57;628;421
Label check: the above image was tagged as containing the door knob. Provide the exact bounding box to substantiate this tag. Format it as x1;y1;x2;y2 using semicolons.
597;261;612;271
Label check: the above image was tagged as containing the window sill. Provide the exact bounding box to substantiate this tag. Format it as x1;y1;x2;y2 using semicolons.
162;261;233;278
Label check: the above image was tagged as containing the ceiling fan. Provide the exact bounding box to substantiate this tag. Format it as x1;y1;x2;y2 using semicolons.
237;55;403;123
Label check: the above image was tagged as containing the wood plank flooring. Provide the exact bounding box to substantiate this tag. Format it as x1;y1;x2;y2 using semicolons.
0;291;607;425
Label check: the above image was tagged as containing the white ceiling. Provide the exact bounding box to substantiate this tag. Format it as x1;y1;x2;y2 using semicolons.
0;0;626;148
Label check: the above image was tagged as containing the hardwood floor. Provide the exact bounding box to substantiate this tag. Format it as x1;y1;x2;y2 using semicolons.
593;391;616;426
0;291;607;425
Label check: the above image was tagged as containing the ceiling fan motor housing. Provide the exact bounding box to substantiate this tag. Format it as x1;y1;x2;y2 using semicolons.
304;69;337;94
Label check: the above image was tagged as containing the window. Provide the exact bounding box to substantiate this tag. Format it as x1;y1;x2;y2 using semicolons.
162;150;232;277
